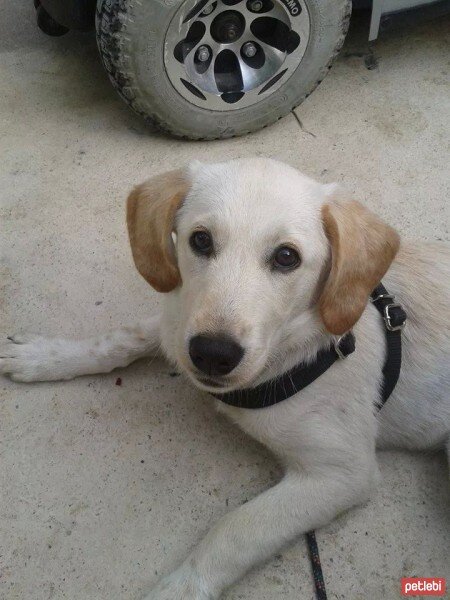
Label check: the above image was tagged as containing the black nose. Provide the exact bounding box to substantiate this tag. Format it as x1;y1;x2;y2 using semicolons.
189;335;244;377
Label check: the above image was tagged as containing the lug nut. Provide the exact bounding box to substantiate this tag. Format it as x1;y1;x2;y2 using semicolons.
249;0;263;11
201;3;215;15
242;42;257;58
197;45;210;62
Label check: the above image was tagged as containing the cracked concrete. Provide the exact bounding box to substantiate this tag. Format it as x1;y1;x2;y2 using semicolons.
1;5;449;600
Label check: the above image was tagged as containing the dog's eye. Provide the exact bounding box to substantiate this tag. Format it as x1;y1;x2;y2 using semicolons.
190;230;213;256
272;246;301;271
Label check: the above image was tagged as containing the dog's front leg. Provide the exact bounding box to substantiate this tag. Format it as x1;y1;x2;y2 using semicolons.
0;317;161;382
145;465;374;600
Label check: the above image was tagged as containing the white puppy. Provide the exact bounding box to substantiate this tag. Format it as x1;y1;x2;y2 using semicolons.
1;158;449;600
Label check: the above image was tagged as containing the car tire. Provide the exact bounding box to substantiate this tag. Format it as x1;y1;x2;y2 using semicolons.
96;0;351;140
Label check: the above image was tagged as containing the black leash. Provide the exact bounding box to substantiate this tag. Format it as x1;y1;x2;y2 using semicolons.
213;282;406;600
306;531;328;600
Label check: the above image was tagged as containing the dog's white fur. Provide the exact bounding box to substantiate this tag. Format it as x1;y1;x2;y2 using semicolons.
1;158;449;600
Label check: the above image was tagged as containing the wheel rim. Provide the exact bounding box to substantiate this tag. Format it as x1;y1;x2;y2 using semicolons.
164;0;310;111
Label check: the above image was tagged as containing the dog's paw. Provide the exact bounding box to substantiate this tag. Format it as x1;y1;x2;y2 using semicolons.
142;567;212;600
0;334;74;382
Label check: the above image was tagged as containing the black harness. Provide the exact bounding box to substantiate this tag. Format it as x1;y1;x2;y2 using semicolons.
215;283;407;412
212;282;407;600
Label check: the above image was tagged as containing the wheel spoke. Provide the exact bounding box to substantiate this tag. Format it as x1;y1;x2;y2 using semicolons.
184;39;221;94
240;2;290;28
256;38;285;63
237;42;280;91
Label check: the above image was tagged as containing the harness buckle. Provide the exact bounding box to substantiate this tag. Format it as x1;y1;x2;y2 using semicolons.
383;303;406;331
370;293;395;303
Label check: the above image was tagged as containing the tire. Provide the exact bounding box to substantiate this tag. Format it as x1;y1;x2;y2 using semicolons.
96;0;351;140
36;5;70;36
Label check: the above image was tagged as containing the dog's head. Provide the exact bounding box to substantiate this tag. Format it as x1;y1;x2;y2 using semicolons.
127;158;399;392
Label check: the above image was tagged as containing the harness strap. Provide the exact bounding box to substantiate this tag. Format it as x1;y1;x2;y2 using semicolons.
370;283;407;409
214;333;355;408
212;283;406;600
306;285;406;600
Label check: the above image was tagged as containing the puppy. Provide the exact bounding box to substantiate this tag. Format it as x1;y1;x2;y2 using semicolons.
1;158;449;600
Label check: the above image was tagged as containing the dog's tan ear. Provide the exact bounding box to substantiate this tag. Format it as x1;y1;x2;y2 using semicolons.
319;199;400;335
127;169;189;293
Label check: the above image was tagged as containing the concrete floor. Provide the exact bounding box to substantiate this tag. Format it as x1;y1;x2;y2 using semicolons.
1;3;449;600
